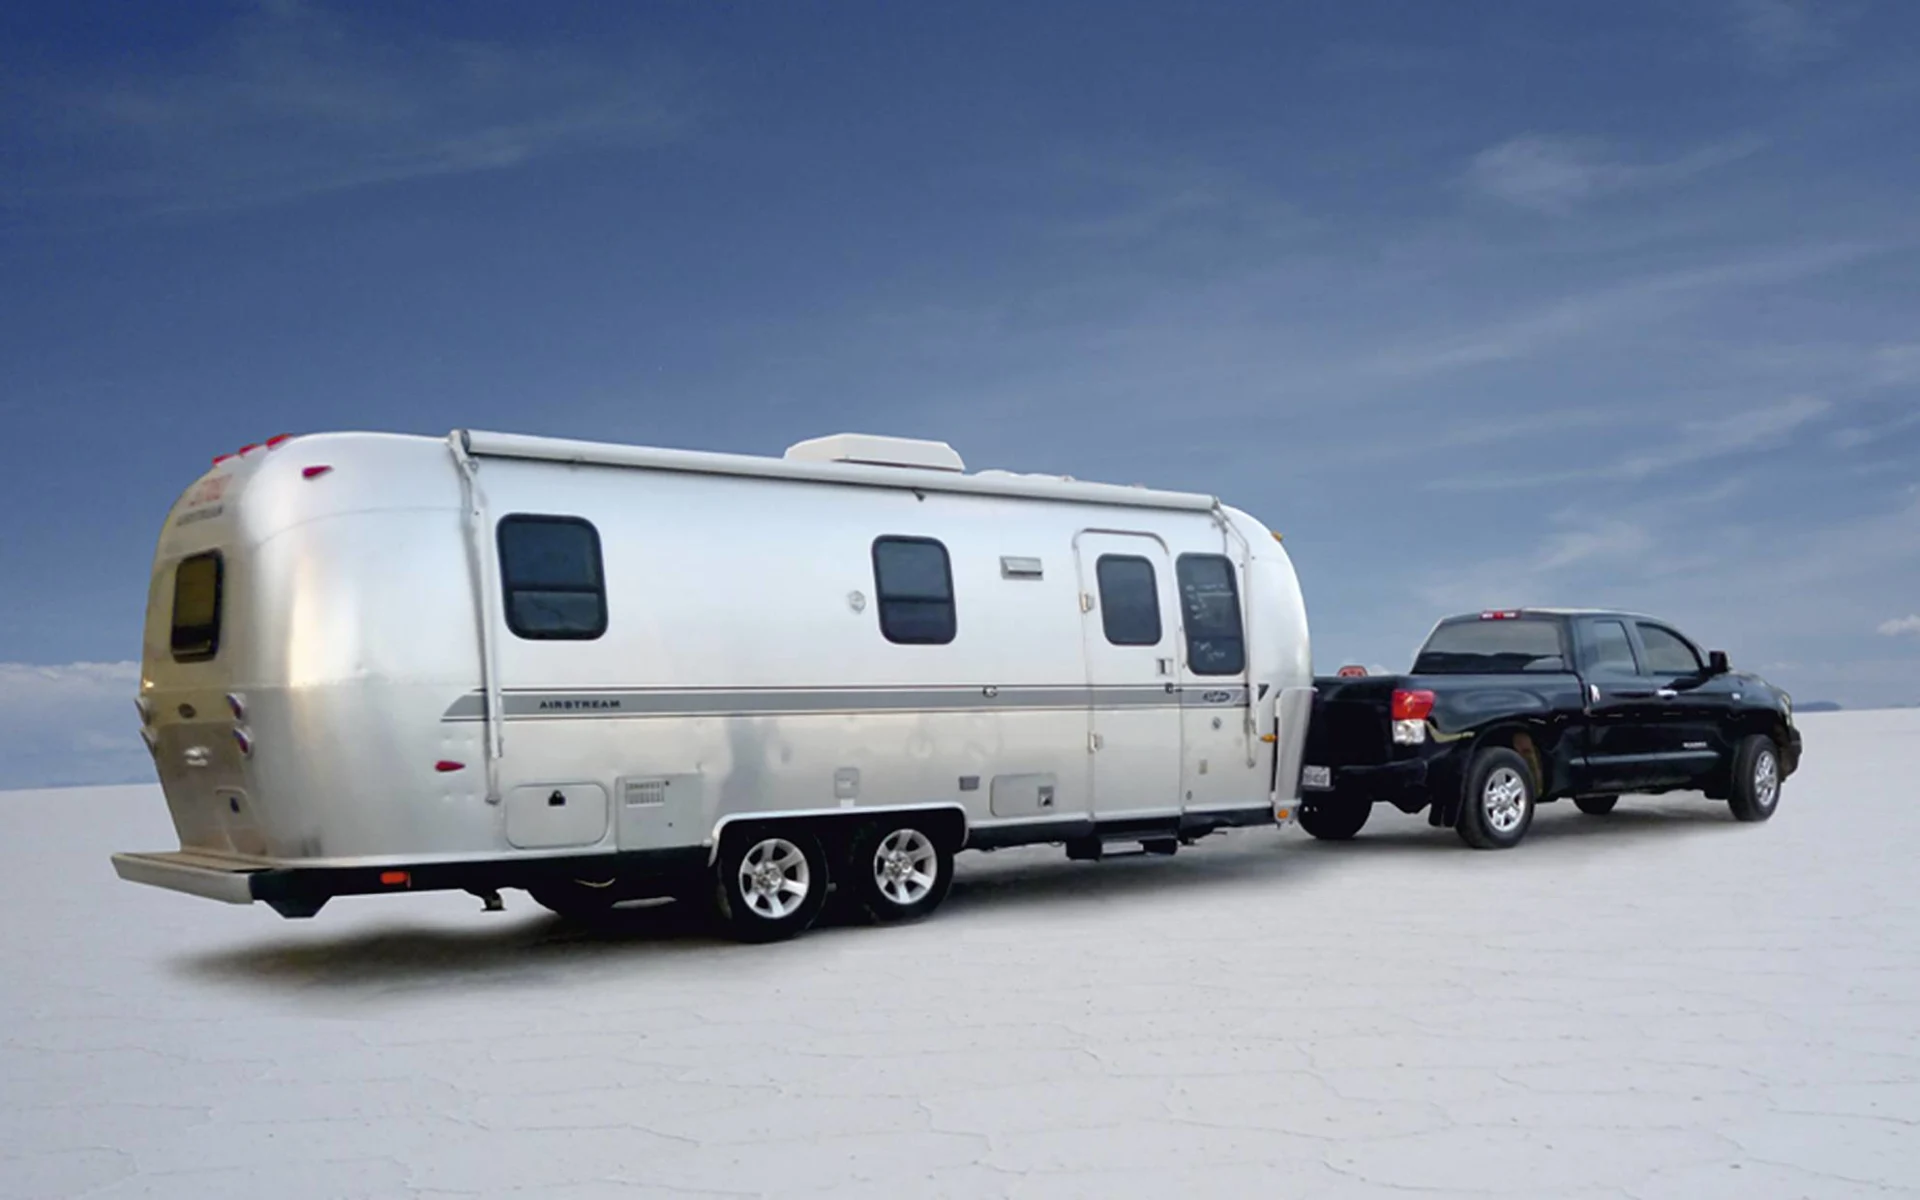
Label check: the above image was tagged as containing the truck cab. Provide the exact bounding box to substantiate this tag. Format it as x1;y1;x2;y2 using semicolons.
1297;608;1802;849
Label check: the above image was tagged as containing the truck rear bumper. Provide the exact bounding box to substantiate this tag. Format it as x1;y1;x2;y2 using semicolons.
111;846;711;918
1309;758;1432;804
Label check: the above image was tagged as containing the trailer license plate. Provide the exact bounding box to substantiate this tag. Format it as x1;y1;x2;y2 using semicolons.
1302;765;1331;790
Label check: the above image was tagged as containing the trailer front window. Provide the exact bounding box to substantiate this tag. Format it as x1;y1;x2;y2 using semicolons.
1175;554;1244;675
497;515;607;640
169;552;223;663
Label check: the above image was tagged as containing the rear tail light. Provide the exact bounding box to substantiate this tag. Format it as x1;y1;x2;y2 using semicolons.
1392;688;1434;745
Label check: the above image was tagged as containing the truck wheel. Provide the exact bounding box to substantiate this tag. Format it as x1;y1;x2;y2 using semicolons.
712;828;830;943
1574;795;1618;816
1457;747;1535;849
847;819;954;923
1727;735;1782;823
1297;800;1371;841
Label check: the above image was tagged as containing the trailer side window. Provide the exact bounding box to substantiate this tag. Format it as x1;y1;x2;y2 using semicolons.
169;552;223;663
497;515;607;640
872;537;955;644
1096;555;1162;646
1176;554;1245;675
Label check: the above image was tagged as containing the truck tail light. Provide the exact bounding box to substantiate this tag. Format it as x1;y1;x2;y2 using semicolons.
1391;689;1434;745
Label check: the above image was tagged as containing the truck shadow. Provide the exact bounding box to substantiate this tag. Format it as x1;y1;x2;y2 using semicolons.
1302;798;1744;855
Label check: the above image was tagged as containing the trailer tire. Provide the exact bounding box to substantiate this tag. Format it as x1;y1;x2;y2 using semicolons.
712;827;830;943
1297;799;1371;841
1457;746;1535;849
1727;735;1782;823
1574;794;1618;816
527;878;621;919
846;819;954;924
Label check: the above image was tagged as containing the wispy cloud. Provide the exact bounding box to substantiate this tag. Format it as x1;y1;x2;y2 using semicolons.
1728;0;1846;69
4;1;694;218
0;662;149;790
1880;615;1920;637
1462;134;1764;214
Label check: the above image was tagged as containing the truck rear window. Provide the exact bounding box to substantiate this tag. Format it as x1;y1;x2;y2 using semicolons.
1413;618;1567;674
169;552;223;662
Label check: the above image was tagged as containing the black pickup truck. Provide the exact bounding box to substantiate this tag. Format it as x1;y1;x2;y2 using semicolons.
1297;608;1802;849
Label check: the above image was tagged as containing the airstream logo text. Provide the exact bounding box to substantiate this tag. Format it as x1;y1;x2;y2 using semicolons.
538;697;622;711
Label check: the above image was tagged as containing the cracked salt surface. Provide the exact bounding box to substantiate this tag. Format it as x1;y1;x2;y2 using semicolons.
2;709;1916;1198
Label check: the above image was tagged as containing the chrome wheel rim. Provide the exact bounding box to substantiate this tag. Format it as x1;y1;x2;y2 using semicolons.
1483;767;1528;834
872;828;939;906
737;837;810;920
1754;750;1779;809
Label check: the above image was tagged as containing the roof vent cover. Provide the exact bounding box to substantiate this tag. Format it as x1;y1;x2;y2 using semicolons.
783;432;965;472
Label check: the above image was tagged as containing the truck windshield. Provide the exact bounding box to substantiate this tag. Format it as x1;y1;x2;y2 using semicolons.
1413;618;1567;675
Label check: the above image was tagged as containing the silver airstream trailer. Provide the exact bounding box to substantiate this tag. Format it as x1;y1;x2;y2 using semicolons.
111;428;1315;941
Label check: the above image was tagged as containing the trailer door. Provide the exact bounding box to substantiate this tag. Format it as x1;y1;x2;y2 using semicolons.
1074;532;1183;818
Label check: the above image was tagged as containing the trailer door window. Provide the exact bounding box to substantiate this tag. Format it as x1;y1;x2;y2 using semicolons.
1176;554;1245;675
497;515;607;640
1096;555;1162;646
872;537;955;644
169;552;223;662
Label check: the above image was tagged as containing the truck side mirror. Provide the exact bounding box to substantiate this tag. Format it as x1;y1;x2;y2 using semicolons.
1708;650;1730;675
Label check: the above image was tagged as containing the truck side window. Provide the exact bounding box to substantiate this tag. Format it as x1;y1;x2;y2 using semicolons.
873;537;956;644
1636;623;1703;675
1176;554;1245;675
1096;555;1162;646
496;515;608;640
1581;619;1637;674
169;551;223;663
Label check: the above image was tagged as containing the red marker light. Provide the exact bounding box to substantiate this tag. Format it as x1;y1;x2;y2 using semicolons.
301;465;333;479
212;453;236;466
1391;689;1436;721
237;443;261;456
266;433;294;449
380;871;410;887
435;760;465;773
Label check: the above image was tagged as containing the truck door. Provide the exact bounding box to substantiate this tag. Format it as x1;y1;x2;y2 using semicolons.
1572;616;1666;793
1074;532;1183;819
1631;621;1729;785
1172;550;1254;816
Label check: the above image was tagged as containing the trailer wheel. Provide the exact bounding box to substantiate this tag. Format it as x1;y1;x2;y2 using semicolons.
1574;795;1618;816
847;819;954;923
712;828;830;943
1297;799;1371;841
1727;735;1782;823
1457;746;1535;849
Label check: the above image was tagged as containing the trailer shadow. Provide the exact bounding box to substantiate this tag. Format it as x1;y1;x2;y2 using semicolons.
171;800;1747;996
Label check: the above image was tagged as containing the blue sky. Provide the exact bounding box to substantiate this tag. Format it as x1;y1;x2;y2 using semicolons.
2;0;1917;788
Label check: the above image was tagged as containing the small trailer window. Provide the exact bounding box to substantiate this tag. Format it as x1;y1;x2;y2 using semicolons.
169;552;223;663
872;537;955;644
497;515;607;640
1176;554;1244;675
1096;555;1162;646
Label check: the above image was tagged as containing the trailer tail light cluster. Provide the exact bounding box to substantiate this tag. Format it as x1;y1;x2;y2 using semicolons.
1391;688;1435;745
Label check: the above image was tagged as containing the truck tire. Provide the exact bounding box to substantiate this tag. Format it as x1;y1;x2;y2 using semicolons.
1727;735;1782;823
1574;795;1618;816
1457;746;1535;849
1297;799;1371;841
712;827;831;943
846;818;954;924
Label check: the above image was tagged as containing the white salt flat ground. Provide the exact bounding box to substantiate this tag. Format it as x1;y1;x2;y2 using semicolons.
3;710;1917;1199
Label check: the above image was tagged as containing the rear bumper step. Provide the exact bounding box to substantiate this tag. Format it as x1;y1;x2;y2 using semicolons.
111;846;710;919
